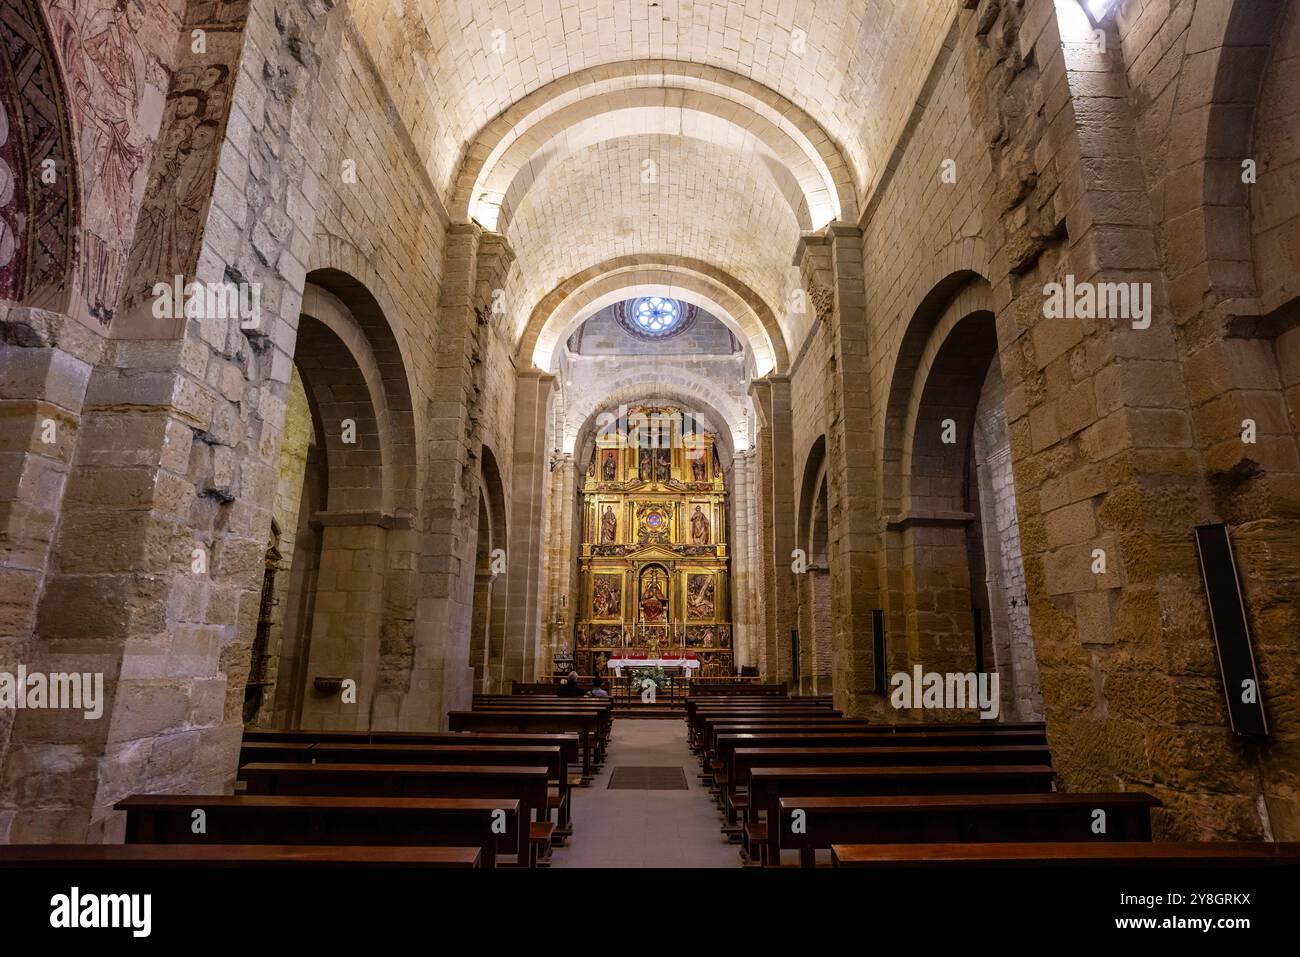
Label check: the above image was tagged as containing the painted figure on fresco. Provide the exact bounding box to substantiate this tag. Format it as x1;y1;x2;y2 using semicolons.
690;505;710;544
601;505;617;543
46;0;168;323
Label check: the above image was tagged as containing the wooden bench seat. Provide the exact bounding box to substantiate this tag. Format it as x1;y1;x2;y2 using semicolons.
115;794;516;867
238;762;549;867
775;793;1160;867
747;764;1056;866
830;842;1300;868
238;740;572;838
702;722;1047;759
0;844;482;868
447;711;601;782
717;744;1052;825
709;732;1051;806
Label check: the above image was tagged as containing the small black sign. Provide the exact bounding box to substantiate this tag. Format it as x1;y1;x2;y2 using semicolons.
1194;523;1268;736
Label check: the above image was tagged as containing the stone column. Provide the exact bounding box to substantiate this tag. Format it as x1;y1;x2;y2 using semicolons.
539;456;579;679
960;0;1270;836
795;225;878;711
505;370;556;687
0;0;336;841
404;227;514;726
297;511;405;730
728;450;758;671
750;376;796;684
0;308;101;841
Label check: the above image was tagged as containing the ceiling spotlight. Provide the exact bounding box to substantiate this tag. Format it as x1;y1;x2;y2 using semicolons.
1081;0;1118;25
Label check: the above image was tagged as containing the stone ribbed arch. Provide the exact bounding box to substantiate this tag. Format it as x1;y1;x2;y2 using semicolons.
1161;0;1291;325
567;373;748;467
522;255;788;375
879;270;995;519
897;304;998;514
484;88;819;234
571;385;742;475
307;235;425;509
797;435;829;560
451;60;858;232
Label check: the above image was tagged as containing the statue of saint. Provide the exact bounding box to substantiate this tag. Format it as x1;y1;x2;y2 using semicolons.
601;505;617;543
690;505;710;544
691;455;707;482
640;574;666;624
602;452;616;481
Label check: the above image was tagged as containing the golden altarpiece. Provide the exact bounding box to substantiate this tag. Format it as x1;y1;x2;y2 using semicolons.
576;407;733;678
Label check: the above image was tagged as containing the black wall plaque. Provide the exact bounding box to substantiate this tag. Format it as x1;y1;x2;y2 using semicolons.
1194;523;1268;736
872;609;886;692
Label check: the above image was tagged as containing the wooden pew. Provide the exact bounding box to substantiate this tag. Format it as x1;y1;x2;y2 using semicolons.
239;740;573;838
0;844;483;868
115;795;513;867
447;711;601;782
778;792;1160;867
472;697;613;748
688;707;843;748
724;744;1053;829
698;718;1047;755
747;764;1056;866
242;729;582;783
830;841;1300;868
707;728;1050;780
687;682;788;696
686;700;838;746
239;763;550;867
512;680;597;695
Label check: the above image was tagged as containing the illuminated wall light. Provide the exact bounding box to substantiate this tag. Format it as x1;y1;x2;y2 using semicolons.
1082;0;1119;25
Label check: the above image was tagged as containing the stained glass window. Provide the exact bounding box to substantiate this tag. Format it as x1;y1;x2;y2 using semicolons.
632;296;680;335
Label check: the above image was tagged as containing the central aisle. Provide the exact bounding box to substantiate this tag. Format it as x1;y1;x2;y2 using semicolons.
549;718;740;868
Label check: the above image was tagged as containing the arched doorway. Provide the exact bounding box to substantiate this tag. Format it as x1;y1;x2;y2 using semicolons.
797;437;832;695
882;276;1042;720
252;276;418;730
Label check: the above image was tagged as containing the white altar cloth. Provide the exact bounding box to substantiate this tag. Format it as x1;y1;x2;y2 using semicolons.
606;657;701;677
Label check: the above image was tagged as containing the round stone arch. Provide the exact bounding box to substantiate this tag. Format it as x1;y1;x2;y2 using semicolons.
797;435;829;563
570;386;742;476
299;276;418;518
878;271;995;518
303;237;425;512
472;443;510;692
481;89;822;235
521;255;789;376
451;60;858;232
1164;0;1291;325
795;434;831;694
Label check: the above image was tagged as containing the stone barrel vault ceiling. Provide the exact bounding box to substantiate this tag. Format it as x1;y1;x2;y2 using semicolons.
349;0;957;362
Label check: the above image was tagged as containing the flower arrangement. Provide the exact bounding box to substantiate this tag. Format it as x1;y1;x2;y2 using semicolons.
625;666;668;688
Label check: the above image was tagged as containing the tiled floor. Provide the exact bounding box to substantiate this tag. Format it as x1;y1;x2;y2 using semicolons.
550;719;740;868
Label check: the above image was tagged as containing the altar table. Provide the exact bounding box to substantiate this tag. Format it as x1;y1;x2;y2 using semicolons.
606;656;701;677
